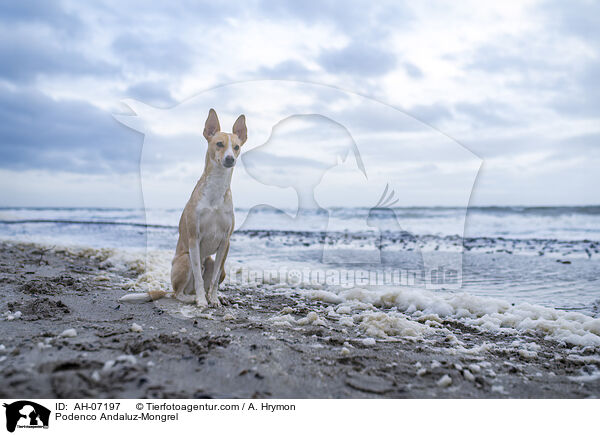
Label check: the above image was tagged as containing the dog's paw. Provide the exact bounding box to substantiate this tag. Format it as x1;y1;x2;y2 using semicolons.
195;297;209;308
176;293;196;304
208;295;222;307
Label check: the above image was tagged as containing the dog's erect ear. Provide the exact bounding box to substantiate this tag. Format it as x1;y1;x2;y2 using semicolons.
232;114;247;144
203;108;221;140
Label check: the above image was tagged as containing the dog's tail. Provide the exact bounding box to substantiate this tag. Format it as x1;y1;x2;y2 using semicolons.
119;289;169;303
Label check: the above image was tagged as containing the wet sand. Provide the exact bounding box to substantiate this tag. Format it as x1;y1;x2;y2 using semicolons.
0;241;598;398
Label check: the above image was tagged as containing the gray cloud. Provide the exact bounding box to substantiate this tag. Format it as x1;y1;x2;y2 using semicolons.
407;104;453;125
0;1;116;84
550;132;600;160
454;101;515;127
257;0;373;30
543;0;600;42
0;0;83;34
327;102;442;133
257;0;412;36
0;87;140;173
457;129;600;163
0;1;597;207
552;59;600;117
256;1;412;79
403;62;423;79
0;28;118;83
463;1;600;120
466;44;549;74
111;32;193;74
250;60;315;81
125;81;176;108
318;41;397;77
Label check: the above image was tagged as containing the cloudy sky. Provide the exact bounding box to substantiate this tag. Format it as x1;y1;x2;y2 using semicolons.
0;0;598;208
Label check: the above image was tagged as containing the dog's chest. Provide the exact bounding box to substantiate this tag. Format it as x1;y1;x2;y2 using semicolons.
195;198;233;256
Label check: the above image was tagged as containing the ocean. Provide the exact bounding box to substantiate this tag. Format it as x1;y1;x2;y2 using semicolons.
1;205;598;319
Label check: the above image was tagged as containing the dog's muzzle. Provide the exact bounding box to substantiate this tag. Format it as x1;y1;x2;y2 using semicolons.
223;156;235;167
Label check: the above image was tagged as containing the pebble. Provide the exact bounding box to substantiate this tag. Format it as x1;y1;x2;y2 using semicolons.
336;306;352;315
519;349;537;360
491;385;506;394
437;374;452;387
59;328;77;338
463;369;475;382
361;337;376;346
339;317;354;327
130;323;143;333
468;363;482;373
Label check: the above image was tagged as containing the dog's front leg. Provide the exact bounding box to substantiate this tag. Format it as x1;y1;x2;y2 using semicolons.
208;241;228;307
188;239;208;307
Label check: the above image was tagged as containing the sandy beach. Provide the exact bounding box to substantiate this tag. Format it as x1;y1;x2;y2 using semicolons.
0;241;598;399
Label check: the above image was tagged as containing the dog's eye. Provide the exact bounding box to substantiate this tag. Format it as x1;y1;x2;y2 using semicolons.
216;142;224;148
234;145;239;151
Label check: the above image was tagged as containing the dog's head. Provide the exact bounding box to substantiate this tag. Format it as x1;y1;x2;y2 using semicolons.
203;109;247;168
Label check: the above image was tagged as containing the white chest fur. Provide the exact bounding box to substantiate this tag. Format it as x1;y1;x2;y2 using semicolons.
194;168;234;258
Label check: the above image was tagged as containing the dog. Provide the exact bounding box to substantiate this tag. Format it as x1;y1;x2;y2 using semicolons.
120;109;246;307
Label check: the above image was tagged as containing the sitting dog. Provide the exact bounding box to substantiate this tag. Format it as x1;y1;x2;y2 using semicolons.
120;109;246;307
171;109;246;307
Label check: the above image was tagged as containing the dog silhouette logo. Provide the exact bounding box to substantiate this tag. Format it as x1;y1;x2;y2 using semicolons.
3;401;50;432
115;80;481;290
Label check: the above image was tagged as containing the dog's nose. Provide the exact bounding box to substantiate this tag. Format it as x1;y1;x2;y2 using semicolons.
224;156;235;167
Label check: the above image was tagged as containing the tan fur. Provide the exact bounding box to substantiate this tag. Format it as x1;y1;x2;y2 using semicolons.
170;109;246;307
